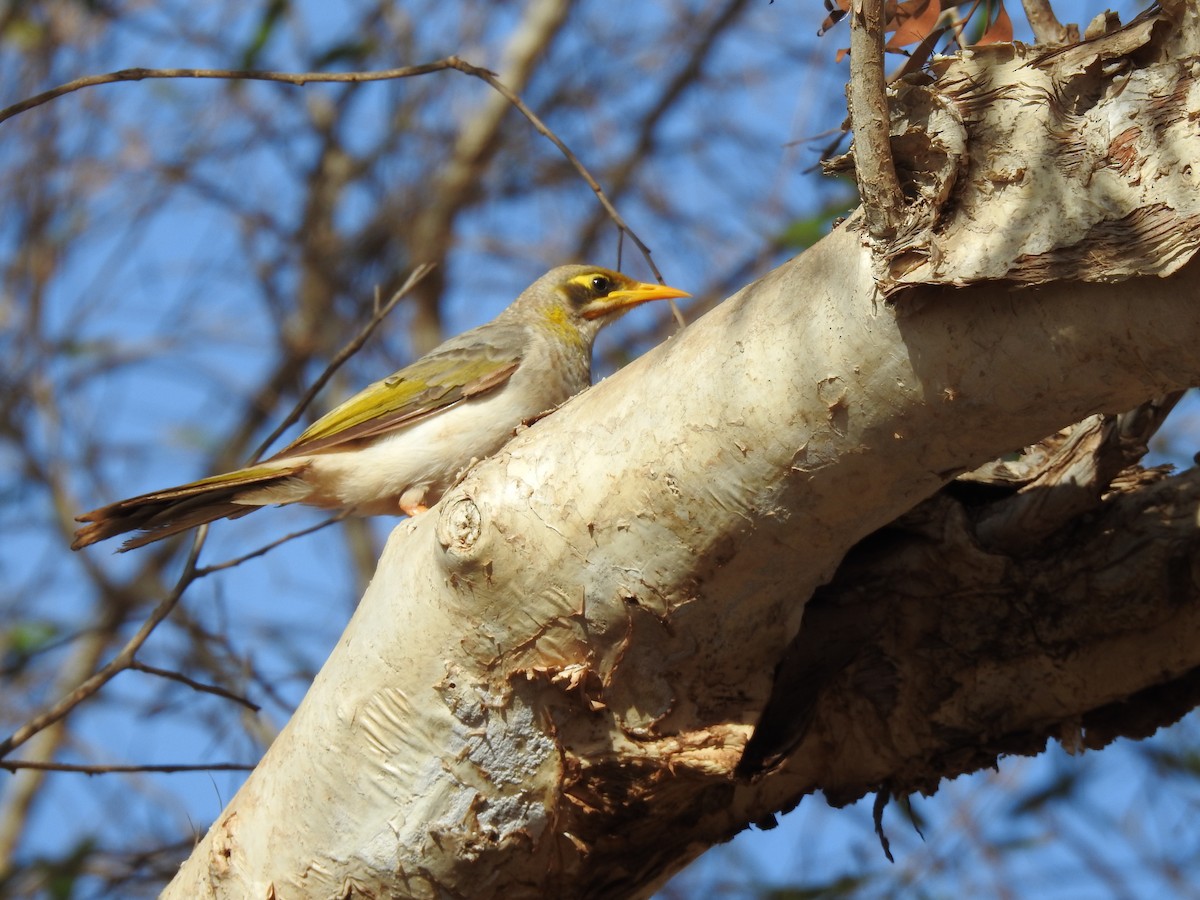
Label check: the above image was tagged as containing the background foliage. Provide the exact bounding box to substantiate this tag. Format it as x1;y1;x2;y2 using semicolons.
1;1;1195;897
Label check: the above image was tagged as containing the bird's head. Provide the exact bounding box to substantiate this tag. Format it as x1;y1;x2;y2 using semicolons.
516;264;690;346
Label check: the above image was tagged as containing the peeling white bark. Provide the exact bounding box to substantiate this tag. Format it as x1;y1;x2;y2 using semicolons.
163;225;1200;898
164;4;1200;897
870;3;1200;291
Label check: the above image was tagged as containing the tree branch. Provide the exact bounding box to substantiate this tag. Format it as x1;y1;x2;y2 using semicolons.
0;532;205;758
0;760;253;774
743;463;1200;799
162;222;1200;897
129;661;260;713
404;0;574;353
0;58;660;279
1020;0;1069;45
247;264;435;462
848;0;903;241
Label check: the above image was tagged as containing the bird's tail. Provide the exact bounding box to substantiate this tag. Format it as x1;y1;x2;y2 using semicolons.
72;461;312;552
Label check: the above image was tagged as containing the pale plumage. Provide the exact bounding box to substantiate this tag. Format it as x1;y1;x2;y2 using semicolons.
72;265;689;551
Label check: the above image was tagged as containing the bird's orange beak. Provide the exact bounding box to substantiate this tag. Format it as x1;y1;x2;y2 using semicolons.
582;280;691;319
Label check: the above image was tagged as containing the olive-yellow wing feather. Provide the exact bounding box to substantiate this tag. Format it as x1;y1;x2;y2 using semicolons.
72;322;526;550
272;342;523;458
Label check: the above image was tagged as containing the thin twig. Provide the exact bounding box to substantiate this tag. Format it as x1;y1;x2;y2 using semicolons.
0;528;207;758
848;0;903;241
0;55;676;763
248;263;435;462
0;59;664;280
194;510;353;575
128;661;260;712
0;62;467;126
402;0;570;354
452;60;667;285
573;0;751;326
0;760;253;774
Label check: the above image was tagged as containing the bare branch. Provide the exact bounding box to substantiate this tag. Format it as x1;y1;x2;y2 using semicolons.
0;62;467;127
1021;0;1069;45
575;0;752;246
404;0;572;352
0;529;207;758
194;510;353;576
128;661;260;712
848;0;903;240
453;60;668;284
0;760;253;775
248;264;436;462
0;60;663;278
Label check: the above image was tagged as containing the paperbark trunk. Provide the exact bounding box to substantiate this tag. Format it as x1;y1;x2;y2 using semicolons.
164;5;1200;897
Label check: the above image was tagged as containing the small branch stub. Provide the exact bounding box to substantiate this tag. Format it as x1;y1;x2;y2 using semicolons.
1021;0;1071;45
437;494;483;557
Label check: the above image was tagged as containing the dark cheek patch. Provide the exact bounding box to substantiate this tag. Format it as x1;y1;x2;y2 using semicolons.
565;281;594;305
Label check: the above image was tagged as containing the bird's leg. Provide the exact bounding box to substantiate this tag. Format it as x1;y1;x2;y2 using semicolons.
399;485;429;517
520;404;561;430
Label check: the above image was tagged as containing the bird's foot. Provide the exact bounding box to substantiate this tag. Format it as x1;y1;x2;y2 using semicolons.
519;405;559;431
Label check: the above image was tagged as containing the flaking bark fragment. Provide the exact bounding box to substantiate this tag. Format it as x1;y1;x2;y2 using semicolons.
853;4;1200;295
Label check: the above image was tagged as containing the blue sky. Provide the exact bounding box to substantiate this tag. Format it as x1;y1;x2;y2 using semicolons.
3;1;1196;897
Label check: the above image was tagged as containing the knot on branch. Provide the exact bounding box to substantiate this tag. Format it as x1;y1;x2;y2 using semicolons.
437;493;484;560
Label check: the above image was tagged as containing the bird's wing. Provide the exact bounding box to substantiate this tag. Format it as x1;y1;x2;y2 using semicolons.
274;340;523;457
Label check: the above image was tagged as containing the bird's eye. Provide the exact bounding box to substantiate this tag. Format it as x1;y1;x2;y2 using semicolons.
590;275;611;293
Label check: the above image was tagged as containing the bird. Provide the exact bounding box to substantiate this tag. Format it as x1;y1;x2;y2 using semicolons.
72;265;689;551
